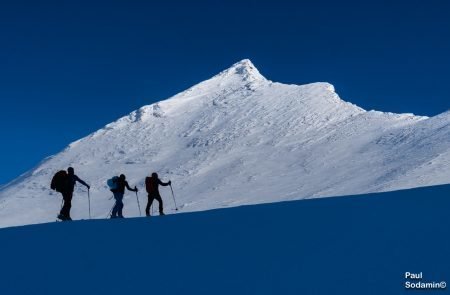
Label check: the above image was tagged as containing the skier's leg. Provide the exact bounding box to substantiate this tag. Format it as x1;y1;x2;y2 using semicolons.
59;193;66;216
111;193;119;217
60;191;72;219
66;192;73;219
145;195;154;216
59;193;67;220
156;194;164;215
118;194;124;217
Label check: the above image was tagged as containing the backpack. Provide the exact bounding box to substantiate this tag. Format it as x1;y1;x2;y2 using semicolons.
50;170;68;193
145;176;156;194
107;176;119;190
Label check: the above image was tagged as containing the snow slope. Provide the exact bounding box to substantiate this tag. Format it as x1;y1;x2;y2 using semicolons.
1;185;449;295
0;59;449;228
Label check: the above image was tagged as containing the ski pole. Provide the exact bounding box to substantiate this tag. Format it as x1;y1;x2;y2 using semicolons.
88;189;91;219
108;201;114;218
135;190;142;216
169;183;178;211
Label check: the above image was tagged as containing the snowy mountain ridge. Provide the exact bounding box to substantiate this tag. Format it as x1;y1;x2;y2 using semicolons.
0;59;449;228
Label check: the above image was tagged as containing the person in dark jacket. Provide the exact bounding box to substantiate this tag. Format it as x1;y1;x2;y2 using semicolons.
110;174;138;218
58;167;90;221
145;172;171;216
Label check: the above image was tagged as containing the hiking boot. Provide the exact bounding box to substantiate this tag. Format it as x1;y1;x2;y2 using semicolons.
160;212;165;216
110;215;118;219
57;214;66;221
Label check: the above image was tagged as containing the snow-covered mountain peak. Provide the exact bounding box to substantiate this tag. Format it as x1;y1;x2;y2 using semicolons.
214;58;266;83
0;60;449;228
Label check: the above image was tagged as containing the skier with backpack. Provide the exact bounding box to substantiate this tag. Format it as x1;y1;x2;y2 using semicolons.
145;172;171;216
51;167;90;221
108;174;138;218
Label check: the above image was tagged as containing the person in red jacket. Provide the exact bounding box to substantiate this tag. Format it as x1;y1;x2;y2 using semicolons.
145;172;171;216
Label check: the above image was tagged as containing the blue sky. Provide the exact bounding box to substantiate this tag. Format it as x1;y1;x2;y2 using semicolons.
1;0;449;185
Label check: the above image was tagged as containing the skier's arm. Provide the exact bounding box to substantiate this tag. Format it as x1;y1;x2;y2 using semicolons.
75;175;90;189
125;181;138;192
158;179;171;186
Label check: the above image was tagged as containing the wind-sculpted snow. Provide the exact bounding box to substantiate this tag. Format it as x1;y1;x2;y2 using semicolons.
0;59;449;228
